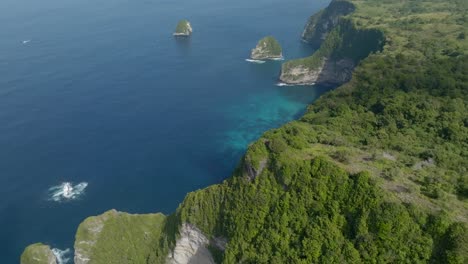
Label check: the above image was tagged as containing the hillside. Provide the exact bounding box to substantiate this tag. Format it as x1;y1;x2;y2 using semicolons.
22;0;467;263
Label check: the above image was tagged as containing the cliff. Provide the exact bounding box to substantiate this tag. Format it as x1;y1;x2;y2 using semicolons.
280;1;384;86
21;243;56;264
166;223;215;264
301;0;355;46
71;209;217;264
74;210;171;264
174;20;193;36
21;0;468;262
250;36;283;60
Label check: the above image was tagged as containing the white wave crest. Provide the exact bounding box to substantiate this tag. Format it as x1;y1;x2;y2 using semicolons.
52;248;71;264
275;82;294;87
245;59;266;64
270;57;284;61
22;40;31;44
48;182;88;202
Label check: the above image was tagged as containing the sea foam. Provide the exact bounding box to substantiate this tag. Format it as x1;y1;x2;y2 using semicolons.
52;248;71;264
245;59;266;64
270;57;284;61
275;82;294;87
48;182;88;202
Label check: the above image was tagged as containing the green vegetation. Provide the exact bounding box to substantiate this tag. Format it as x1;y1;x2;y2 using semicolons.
302;0;355;46
283;17;385;74
174;20;192;35
250;36;283;59
74;210;175;263
178;0;467;262
22;0;468;262
21;243;55;264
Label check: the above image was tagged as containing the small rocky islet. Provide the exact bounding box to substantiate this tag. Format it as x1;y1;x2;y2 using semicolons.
173;19;193;37
250;36;283;60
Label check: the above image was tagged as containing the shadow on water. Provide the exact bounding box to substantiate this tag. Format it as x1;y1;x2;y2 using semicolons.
174;36;192;55
279;84;334;105
246;60;284;81
297;40;317;57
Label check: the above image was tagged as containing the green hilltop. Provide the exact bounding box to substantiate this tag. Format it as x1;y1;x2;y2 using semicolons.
250;36;283;60
20;243;56;264
174;19;192;36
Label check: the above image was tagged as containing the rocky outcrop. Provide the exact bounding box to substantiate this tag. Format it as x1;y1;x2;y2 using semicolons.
280;0;384;86
280;58;355;86
21;243;57;264
174;20;193;37
166;223;215;264
74;209;169;263
302;0;355;46
74;209;118;264
244;157;267;181
250;36;283;60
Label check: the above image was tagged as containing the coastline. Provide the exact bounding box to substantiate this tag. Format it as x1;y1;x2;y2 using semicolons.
20;0;468;262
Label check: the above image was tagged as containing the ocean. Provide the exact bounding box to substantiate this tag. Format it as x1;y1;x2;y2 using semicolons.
0;0;329;262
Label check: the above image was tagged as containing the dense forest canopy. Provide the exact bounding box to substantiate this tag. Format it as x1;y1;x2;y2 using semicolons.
178;0;468;262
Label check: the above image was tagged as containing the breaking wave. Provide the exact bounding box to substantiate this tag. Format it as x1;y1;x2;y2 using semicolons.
245;59;266;64
275;82;294;87
52;248;71;264
48;182;88;202
270;57;284;61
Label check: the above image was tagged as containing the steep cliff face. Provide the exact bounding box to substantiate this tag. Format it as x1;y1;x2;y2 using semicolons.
280;57;354;86
21;243;57;264
166;223;215;264
280;7;384;86
302;0;355;46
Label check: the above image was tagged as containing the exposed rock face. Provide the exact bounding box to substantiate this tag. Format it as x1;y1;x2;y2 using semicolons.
280;1;357;86
21;243;57;264
174;20;193;36
250;36;283;60
280;58;354;86
244;157;267;181
302;0;355;46
166;223;215;264
280;0;383;87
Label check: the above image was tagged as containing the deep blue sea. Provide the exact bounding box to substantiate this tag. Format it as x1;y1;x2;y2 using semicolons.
0;0;330;262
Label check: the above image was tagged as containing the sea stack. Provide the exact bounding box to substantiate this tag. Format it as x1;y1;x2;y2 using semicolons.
250;36;283;60
173;20;193;37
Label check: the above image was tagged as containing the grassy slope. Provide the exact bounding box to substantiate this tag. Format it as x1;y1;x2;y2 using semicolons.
20;243;55;264
175;20;191;34
257;36;282;56
75;210;175;263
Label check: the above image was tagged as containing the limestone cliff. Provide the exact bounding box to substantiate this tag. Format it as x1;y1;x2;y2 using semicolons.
280;1;384;86
21;243;56;264
166;223;215;264
301;0;355;46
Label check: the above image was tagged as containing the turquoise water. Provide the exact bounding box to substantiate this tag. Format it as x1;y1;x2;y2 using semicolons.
0;0;330;262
